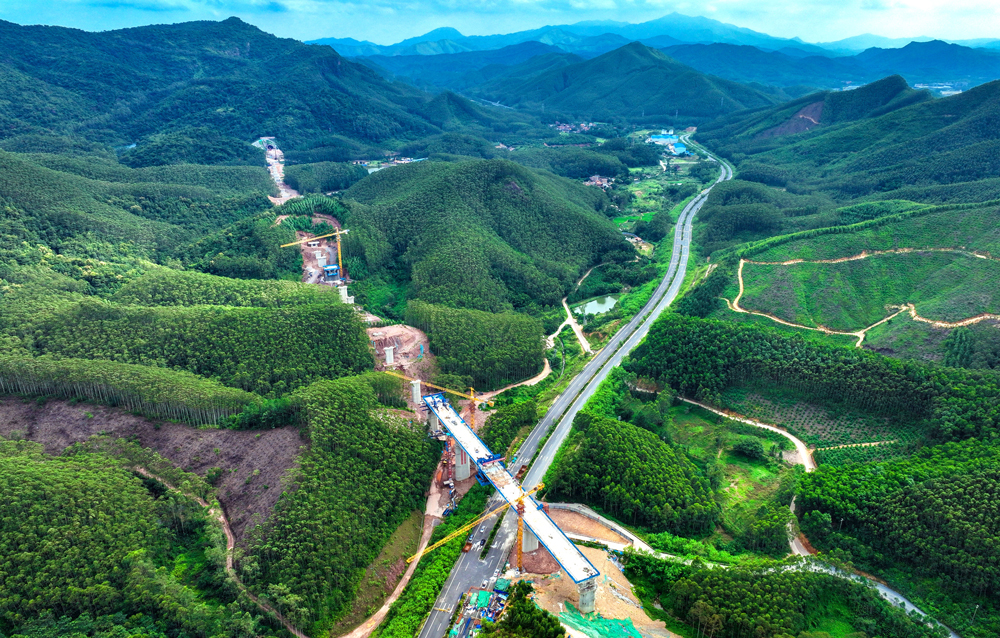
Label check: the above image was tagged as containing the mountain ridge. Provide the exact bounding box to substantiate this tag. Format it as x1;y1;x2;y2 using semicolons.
472;42;779;122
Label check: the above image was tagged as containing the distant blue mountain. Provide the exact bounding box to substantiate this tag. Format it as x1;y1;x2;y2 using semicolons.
307;12;830;57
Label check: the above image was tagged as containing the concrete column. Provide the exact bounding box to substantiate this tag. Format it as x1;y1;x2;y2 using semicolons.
429;411;439;430
384;346;394;365
411;380;422;406
338;285;349;302
521;527;539;552
454;444;472;481
578;579;597;614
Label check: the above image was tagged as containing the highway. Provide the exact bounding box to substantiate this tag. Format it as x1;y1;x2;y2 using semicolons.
417;139;732;638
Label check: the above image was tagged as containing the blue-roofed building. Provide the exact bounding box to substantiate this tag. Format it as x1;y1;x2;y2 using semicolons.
672;143;687;155
650;134;679;145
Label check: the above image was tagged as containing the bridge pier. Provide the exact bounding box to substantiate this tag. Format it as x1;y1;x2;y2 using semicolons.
578;579;597;614
410;380;421;406
454;443;471;481
522;527;539;552
429;410;439;430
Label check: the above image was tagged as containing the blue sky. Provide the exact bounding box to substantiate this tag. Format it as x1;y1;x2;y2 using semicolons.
2;0;998;45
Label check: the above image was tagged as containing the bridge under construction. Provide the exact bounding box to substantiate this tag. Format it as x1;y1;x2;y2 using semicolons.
417;386;599;611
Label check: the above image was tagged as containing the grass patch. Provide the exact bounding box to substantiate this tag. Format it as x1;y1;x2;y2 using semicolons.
328;509;424;635
668;403;792;542
739;251;1000;331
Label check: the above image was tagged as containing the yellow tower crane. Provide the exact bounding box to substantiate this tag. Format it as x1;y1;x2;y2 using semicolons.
280;228;350;280
407;483;543;565
382;370;493;429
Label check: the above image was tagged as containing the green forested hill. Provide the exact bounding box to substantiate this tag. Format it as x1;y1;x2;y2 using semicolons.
341;158;630;314
29;300;372;396
798;439;1000;636
625;314;1000;442
244;376;436;633
546;411;718;533
698;76;1000;202
0;17;528;151
697;75;929;146
113;269;345;307
477;42;779;123
0;149;275;263
0;439;275;638
405;300;544;390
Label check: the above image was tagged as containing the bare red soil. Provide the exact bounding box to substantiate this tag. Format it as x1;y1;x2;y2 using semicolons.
0;396;301;545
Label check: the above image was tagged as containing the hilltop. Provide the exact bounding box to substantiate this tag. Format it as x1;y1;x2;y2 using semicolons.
0;17;529;153
340;158;630;315
473;42;779;122
662;40;1000;91
309;12;828;57
699;76;1000;202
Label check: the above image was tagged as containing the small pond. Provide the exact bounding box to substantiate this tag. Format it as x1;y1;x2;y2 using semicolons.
575;296;618;315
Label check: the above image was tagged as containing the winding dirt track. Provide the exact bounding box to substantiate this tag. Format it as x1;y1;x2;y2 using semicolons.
749;246;998;266
132;468;309;638
546;266;597;354
339;516;437;638
725;249;1000;346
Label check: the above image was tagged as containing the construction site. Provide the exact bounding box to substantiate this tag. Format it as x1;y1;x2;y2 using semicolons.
277;206;670;638
417;389;599;605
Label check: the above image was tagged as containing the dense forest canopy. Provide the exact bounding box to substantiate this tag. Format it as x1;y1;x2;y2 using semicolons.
0;17;532;150
113;269;345;307
30;299;371;397
626;314;1000;442
243;376;436;633
546;410;718;533
0;149;274;262
0;439;276;638
342;159;630;314
799;439;1000;597
625;552;946;638
406;300;544;390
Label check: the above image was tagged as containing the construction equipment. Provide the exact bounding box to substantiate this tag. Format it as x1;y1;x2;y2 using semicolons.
407;483;543;564
383;370;493;429
280;228;350;281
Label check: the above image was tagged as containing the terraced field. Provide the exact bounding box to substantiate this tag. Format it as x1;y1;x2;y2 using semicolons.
719;386;925;449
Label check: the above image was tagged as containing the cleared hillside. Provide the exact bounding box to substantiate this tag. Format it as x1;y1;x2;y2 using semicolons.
698;203;1000;367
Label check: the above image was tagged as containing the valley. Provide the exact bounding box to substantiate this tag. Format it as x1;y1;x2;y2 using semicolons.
2;9;1000;638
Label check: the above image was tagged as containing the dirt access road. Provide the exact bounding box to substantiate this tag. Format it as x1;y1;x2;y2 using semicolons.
133;468;309;638
255;137;300;205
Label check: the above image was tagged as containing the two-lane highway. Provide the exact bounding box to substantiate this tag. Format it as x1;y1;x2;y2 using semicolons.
417;141;732;638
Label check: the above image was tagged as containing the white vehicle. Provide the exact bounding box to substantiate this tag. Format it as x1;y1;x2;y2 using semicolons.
479;526;485;534
481;579;488;589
